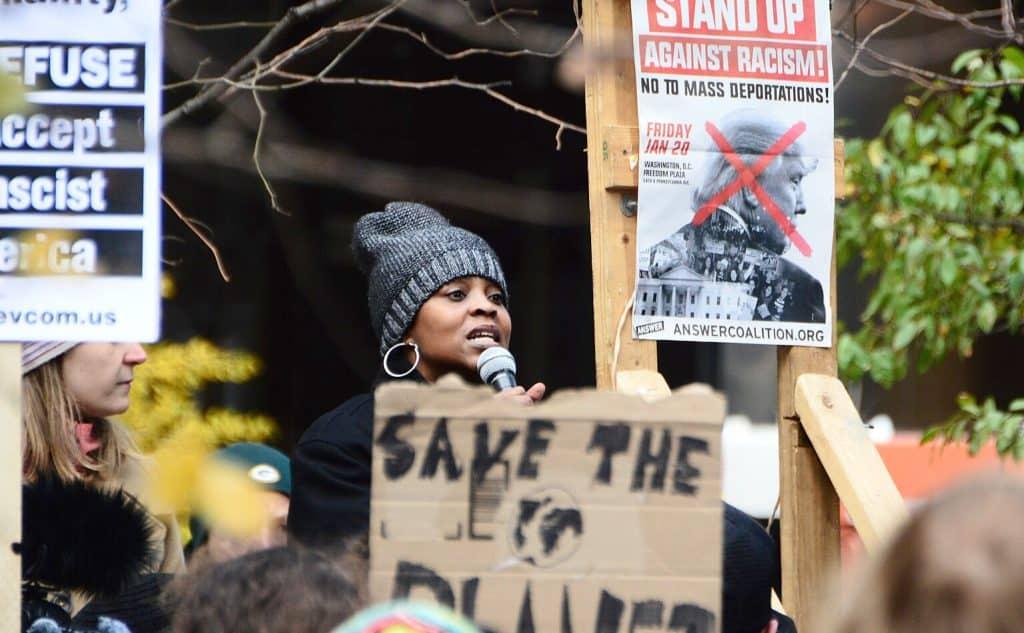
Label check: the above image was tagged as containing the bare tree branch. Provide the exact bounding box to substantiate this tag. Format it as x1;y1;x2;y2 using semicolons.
161;192;232;281
455;0;535;28
251;87;287;216
264;71;585;145
489;0;521;34
162;0;583;147
162;126;587;227
237;3;404;93
165;17;278;31
852;57;935;88
834;28;1024;89
159;4;586;277
869;0;1012;40
398;0;575;55
835;6;914;91
163;56;213;90
375;21;581;60
832;0;1021;91
161;0;353;128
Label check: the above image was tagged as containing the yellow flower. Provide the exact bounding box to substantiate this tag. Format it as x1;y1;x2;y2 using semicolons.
194;457;266;538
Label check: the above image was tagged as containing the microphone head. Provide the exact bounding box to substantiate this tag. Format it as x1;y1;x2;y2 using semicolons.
477;346;516;384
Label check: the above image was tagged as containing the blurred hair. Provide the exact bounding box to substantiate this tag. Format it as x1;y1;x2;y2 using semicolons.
168;546;365;633
22;359;139;483
827;475;1024;633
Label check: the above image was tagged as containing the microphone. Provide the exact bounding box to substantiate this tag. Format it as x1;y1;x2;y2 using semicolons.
477;346;517;391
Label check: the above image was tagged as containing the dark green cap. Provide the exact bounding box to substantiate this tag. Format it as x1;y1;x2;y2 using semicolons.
215;442;291;497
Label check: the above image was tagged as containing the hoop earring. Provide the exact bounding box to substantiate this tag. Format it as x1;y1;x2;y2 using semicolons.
383;340;420;378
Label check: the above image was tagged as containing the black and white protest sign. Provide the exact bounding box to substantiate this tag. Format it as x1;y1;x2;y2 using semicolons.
630;0;835;347
0;2;161;341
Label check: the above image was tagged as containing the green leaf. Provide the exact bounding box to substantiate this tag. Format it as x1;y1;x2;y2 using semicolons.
959;143;980;165
997;416;1019;454
921;426;942;445
999;115;1021;135
957;392;981;416
952;49;985;74
969;425;990;455
1002;47;1024;75
867;139;885;168
969;276;992;297
891;111;913;147
892;321;920;350
940;254;958;286
977;300;998;332
870;349;897;387
1010;399;1024;413
946;223;971;239
1001;60;1023;83
837;336;855;373
915;124;938;147
906;238;927;263
958;336;974;357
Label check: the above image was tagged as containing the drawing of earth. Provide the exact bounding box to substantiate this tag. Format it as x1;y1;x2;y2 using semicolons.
508;487;583;567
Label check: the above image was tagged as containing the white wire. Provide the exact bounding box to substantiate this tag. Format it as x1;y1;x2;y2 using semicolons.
610;284;638;391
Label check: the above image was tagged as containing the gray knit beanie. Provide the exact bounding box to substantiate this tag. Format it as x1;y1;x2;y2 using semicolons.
352;202;509;355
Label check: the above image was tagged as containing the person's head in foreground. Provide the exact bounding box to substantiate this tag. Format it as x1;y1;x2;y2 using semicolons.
723;504;795;633
21;342;146;483
187;442;292;564
353;201;543;404
692;111;817;256
827;475;1024;633
169;546;364;633
332;600;480;633
21;476;163;633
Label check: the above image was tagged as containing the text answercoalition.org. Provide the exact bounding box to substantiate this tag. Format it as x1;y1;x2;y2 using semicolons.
0;308;115;326
672;322;826;343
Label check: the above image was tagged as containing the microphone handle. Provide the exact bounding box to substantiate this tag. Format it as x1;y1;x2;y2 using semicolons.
489;371;518;392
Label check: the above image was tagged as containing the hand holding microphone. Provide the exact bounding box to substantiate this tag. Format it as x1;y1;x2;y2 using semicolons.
477;347;545;405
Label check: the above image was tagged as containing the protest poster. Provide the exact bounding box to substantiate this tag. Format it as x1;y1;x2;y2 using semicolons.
370;379;725;633
629;0;835;348
0;0;162;342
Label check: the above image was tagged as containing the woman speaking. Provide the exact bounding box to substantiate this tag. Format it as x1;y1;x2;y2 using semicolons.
288;202;544;546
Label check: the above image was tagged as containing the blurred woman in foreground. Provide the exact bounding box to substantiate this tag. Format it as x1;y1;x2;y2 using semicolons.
21;342;185;580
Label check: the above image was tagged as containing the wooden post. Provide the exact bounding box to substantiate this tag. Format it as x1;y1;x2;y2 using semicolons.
584;4;854;624
776;139;846;628
583;0;657;389
0;343;21;629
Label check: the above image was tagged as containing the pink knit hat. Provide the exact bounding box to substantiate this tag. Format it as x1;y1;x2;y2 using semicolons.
21;342;78;375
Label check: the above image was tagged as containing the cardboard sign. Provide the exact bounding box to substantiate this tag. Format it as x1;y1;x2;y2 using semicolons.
371;380;725;633
0;0;162;342
630;0;835;348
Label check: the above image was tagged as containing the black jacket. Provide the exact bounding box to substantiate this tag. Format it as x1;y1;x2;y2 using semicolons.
288;371;424;547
